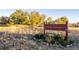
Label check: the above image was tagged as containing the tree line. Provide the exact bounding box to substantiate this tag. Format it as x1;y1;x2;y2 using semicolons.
0;9;68;26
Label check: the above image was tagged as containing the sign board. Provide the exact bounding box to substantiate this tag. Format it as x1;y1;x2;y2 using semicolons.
44;21;68;40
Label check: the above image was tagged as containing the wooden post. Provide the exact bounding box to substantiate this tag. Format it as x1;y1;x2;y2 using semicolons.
44;22;45;34
65;21;68;40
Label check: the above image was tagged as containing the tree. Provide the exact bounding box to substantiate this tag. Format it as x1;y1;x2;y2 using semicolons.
30;11;46;26
54;16;68;24
0;16;10;24
10;9;47;26
46;17;52;24
10;9;30;25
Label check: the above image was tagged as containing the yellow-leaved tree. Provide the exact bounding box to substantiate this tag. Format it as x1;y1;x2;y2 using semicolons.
30;11;46;26
10;9;31;25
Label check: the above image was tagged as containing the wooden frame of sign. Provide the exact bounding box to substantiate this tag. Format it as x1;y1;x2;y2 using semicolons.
44;21;68;40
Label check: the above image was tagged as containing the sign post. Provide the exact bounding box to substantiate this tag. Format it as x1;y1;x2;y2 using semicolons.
44;21;68;40
65;21;68;40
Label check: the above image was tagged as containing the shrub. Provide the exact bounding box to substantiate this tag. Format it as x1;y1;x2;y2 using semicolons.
32;33;74;47
52;33;74;47
32;33;47;42
47;34;55;44
53;34;65;43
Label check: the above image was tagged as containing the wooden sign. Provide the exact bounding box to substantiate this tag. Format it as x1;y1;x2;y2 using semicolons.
44;21;68;40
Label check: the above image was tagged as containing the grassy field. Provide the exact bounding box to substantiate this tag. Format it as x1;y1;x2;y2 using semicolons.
0;25;29;34
0;25;79;33
0;25;43;34
69;27;79;31
0;25;79;50
0;25;79;41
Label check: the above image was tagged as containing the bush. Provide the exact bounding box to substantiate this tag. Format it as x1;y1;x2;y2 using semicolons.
53;34;65;43
47;34;55;44
50;33;74;47
32;33;48;42
32;33;74;47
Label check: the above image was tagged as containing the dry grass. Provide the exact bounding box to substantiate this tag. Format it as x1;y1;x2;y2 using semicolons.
0;25;79;50
69;27;79;31
0;25;29;34
0;25;44;34
0;25;79;40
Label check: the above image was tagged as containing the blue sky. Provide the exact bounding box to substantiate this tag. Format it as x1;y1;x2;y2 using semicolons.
0;9;79;23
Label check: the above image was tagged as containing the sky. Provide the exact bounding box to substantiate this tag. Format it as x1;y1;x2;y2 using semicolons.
0;9;79;23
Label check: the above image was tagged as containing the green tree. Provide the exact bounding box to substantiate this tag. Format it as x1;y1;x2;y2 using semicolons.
55;16;68;24
46;17;52;24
